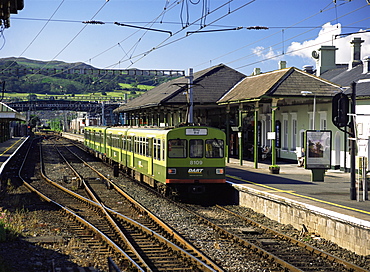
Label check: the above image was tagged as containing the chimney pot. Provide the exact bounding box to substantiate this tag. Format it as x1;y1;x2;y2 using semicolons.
349;37;364;69
363;56;370;74
253;68;261;75
279;61;287;69
303;65;314;74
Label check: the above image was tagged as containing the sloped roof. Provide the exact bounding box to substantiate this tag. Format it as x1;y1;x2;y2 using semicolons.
113;64;245;113
320;63;370;97
356;78;370;97
0;102;26;121
218;67;341;104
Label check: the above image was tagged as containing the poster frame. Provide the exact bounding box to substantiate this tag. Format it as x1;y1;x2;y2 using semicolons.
305;130;332;169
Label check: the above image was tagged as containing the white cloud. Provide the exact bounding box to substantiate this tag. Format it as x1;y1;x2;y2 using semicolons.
252;46;282;61
287;22;370;64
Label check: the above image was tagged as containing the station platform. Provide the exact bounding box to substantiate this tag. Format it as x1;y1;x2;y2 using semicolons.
226;158;370;255
0;136;28;174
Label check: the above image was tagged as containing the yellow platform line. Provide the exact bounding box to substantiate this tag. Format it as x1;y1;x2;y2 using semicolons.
0;138;24;156
226;174;370;216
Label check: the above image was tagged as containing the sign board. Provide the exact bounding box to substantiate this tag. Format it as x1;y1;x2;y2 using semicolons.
305;130;331;169
185;128;208;136
267;132;276;140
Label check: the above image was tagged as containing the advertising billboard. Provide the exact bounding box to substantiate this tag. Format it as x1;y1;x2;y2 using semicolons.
305;130;332;169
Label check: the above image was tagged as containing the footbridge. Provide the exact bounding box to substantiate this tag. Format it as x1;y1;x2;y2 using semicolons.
4;97;123;125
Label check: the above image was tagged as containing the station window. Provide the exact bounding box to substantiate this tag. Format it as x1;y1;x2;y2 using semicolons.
205;139;224;158
168;139;187;158
190;139;203;158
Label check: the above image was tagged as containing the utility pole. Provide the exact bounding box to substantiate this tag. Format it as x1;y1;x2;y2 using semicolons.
187;68;194;124
350;82;357;200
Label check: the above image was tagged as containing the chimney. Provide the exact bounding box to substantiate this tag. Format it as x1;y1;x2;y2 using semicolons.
279;61;286;69
363;56;370;74
349;37;364;69
252;68;261;75
312;45;337;76
303;65;314;74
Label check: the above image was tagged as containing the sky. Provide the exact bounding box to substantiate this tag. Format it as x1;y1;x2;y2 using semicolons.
1;0;370;77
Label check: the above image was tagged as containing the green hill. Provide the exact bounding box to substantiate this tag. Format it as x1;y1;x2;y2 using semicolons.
0;57;171;98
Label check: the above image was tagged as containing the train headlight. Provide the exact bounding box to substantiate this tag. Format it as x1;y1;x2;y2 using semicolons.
168;168;177;174
216;168;224;174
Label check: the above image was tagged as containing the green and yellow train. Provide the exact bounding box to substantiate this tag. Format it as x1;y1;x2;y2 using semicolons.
84;126;226;197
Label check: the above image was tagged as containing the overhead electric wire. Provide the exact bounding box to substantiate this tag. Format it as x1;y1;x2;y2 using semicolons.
193;0;341;68
9;0;368;83
197;1;369;70
235;15;370;70
0;24;5;51
1;0;66;73
115;0;256;70
82;0;182;70
79;0;251;80
26;0;110;81
34;0;184;85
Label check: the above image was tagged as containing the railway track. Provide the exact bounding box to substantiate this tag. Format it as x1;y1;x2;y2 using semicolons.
27;136;222;271
63;135;370;272
20;138;143;271
181;204;368;272
10;134;368;271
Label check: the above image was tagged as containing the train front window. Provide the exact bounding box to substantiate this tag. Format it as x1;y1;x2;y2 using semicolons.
205;139;224;158
168;139;187;158
190;139;203;158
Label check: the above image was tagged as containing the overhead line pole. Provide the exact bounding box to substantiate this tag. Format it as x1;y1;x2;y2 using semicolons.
350;81;357;200
187;68;194;125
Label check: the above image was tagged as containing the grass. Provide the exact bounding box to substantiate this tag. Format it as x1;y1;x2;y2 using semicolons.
3;83;154;101
0;208;29;241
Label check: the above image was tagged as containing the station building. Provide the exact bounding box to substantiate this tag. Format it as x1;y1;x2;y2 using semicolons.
0;102;27;143
113;37;370;172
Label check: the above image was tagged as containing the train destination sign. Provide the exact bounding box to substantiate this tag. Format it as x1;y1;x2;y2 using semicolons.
185;128;208;136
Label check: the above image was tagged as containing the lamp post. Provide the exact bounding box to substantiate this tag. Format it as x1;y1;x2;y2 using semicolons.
301;91;316;130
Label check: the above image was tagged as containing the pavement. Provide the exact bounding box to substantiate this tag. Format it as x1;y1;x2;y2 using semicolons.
226;158;370;223
0;136;27;165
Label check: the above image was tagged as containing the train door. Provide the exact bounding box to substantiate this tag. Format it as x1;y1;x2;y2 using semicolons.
107;133;112;158
129;135;134;168
121;134;125;165
148;137;153;176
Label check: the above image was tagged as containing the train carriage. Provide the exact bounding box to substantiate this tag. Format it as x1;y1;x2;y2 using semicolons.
84;126;109;160
85;125;226;198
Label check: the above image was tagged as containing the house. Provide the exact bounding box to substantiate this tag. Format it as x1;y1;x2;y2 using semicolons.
315;37;370;170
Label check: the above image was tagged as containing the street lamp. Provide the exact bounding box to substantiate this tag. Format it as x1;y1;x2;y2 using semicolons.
301;91;316;130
